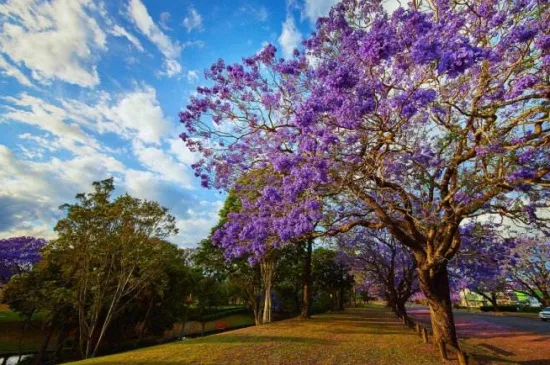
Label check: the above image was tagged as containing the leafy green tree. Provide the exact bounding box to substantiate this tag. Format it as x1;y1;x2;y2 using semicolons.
51;178;177;358
312;248;354;312
2;248;76;364
194;191;265;324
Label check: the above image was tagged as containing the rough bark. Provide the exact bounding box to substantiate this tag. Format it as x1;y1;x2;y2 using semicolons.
300;240;313;319
417;264;459;348
260;253;275;324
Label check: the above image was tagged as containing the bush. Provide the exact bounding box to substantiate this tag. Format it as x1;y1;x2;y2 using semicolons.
311;292;332;314
187;306;250;322
479;305;518;312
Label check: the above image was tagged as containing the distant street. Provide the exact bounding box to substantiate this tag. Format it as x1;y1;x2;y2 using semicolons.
408;307;550;364
408;306;550;336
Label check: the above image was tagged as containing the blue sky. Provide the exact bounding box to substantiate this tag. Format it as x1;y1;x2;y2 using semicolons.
0;0;399;246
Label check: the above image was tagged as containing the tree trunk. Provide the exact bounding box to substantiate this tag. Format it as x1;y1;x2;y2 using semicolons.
179;307;188;338
338;285;345;311
491;293;499;311
52;323;71;364
253;306;263;326
300;240;313;319
395;300;407;319
417;264;459;348
261;254;274;324
34;314;57;365
138;297;155;343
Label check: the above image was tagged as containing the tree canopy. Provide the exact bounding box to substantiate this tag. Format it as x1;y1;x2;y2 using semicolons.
181;0;550;347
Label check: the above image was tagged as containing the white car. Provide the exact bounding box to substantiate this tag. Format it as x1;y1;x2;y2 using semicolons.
540;307;550;321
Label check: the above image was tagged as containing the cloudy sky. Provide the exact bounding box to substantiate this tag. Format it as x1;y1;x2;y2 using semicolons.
0;0;400;246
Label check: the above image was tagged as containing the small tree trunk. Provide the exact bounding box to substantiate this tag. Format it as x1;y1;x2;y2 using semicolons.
52;323;72;364
417;264;459;348
300;240;313;319
261;253;274;324
491;293;499;311
179;307;188;338
395;300;407;319
253;306;263;326
338;285;345;311
34;314;58;365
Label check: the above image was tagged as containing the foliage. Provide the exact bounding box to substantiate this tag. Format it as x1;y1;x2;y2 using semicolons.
506;236;550;306
2;178;190;360
0;236;46;284
180;0;550;345
339;228;419;317
479;305;518;312
450;221;517;307
312;248;354;312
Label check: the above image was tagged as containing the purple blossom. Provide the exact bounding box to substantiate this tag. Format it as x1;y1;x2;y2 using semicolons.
0;236;46;283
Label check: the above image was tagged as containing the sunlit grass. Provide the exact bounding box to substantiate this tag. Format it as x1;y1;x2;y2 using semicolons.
69;307;443;365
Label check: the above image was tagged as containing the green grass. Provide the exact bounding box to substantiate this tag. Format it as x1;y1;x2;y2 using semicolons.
68;307;444;365
0;304;49;353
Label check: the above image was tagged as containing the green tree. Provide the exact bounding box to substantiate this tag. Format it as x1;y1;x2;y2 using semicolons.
312;248;354;312
52;178;177;358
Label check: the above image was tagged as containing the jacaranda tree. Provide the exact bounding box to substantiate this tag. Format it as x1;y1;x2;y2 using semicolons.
0;236;46;284
450;221;517;310
339;228;419;319
181;0;550;347
507;235;550;306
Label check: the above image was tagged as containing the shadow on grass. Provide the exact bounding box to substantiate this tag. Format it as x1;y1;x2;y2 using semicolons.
181;334;330;346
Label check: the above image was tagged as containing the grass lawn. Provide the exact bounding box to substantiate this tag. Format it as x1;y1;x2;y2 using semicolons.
0;304;48;354
68;306;445;365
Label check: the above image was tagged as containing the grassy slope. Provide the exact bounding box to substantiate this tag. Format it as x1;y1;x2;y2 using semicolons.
0;304;48;353
70;307;443;365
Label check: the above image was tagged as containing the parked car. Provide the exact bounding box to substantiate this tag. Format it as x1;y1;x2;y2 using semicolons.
539;307;550;321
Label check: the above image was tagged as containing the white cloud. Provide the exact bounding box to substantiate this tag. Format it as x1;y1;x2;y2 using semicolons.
182;7;203;33
101;86;171;145
187;70;199;83
382;0;402;14
133;143;194;188
278;16;302;58
303;0;401;23
127;0;182;77
0;54;32;87
303;0;339;23
110;25;144;52
159;12;172;31
175;200;223;246
3;85;171;152
0;0;107;87
2;93;101;154
124;168;162;202
0;143;125;238
0;223;57;241
238;5;269;22
168;138;199;165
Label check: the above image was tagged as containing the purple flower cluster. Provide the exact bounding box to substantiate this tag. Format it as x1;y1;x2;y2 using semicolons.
179;0;550;268
0;236;46;283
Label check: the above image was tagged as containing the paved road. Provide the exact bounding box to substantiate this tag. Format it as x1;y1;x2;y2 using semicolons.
407;306;550;336
453;311;550;335
408;307;550;364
